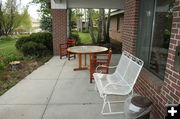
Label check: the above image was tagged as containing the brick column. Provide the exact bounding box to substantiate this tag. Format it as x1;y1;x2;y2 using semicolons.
164;0;180;107
52;9;67;55
157;0;180;117
122;0;139;55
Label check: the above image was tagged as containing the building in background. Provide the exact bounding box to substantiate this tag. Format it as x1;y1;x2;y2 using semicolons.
108;10;124;43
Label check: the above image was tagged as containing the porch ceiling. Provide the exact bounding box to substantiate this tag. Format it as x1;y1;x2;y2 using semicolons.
51;0;124;9
68;0;124;9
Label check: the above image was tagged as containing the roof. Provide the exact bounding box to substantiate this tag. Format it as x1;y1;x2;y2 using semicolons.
105;10;124;18
110;9;124;16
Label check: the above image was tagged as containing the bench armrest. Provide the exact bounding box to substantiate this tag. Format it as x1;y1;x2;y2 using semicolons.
95;65;117;73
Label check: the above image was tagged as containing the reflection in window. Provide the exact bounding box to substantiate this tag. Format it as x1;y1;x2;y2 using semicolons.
149;0;174;78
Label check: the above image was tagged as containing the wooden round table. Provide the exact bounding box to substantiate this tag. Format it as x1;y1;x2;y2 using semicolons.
67;46;108;71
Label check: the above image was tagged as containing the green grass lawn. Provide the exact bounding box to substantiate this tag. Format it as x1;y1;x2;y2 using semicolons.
0;39;16;49
0;34;30;65
78;32;92;44
72;31;97;45
0;38;23;70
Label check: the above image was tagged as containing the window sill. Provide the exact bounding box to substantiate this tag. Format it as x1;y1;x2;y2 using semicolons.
139;67;165;92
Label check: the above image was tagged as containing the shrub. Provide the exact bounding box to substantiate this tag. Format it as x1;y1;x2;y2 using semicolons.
21;42;47;56
21;41;38;56
15;32;53;56
71;33;80;44
30;32;52;51
16;36;32;49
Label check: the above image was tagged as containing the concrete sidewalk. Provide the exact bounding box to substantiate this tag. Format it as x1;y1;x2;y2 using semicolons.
0;54;127;119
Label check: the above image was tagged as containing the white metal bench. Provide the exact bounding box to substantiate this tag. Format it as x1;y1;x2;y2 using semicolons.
93;51;144;115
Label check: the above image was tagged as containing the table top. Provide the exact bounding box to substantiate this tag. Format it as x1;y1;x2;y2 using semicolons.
67;46;108;54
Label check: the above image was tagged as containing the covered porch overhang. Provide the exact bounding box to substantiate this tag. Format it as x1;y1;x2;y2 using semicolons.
50;0;124;9
50;0;126;55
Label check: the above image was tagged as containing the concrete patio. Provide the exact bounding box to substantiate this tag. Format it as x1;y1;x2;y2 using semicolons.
0;54;131;119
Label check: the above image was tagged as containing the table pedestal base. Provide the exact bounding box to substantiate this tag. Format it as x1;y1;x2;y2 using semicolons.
73;67;88;71
74;54;89;71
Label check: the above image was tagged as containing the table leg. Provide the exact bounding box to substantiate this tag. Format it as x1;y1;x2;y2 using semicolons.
89;54;93;69
74;54;88;71
79;54;82;68
84;54;87;66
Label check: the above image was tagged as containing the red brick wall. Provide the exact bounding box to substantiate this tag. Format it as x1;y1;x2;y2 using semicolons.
122;0;139;55
52;9;67;55
109;15;124;42
123;0;180;119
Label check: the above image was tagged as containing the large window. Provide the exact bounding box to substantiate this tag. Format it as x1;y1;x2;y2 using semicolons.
137;0;174;79
117;15;121;32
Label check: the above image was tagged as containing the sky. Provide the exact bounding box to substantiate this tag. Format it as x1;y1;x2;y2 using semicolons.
2;0;40;19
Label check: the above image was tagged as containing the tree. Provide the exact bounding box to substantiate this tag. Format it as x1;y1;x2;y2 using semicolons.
67;9;72;38
84;9;88;30
88;9;95;44
32;0;52;32
102;9;107;43
106;9;111;43
40;15;52;32
91;9;99;27
97;9;103;44
1;0;19;35
72;9;83;20
0;0;31;36
0;0;3;36
19;8;32;31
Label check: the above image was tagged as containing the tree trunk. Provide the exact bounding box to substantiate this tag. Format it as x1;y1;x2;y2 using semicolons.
106;9;111;43
67;9;72;38
102;9;106;43
97;9;103;44
84;9;88;30
88;9;95;44
0;1;2;36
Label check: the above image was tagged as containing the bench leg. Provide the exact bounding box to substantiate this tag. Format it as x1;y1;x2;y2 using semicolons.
101;94;125;115
94;84;97;91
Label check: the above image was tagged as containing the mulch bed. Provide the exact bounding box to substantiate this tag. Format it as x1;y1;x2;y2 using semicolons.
110;39;122;54
0;57;52;96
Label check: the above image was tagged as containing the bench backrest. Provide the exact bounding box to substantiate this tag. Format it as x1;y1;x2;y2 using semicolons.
115;51;144;88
